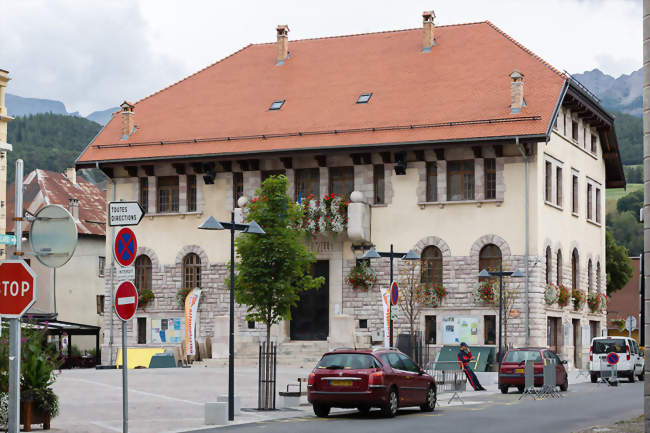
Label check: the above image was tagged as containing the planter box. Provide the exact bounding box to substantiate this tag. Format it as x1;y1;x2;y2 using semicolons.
20;399;51;431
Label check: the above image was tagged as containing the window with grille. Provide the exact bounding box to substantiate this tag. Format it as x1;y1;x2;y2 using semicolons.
572;175;578;214
556;167;562;207
556;250;563;285
447;160;474;201
295;168;320;201
183;253;201;289
187;175;197;212
420;246;442;286
426;162;437;202
545;161;552;202
98;256;105;277
329;167;354;199
479;244;501;282
135;255;152;292
595;187;601;223
373;165;385;204
157;176;179;213
587;184;593;220
233;172;243;208
139;178;149;214
484;158;496;200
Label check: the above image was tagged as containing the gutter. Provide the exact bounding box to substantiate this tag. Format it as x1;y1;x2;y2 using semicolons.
515;137;530;346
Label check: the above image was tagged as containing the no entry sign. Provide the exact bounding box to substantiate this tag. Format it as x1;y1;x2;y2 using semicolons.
390;281;399;306
114;227;137;267
0;260;37;318
114;281;138;321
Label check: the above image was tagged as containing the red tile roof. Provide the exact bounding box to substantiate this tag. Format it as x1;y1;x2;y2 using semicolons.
6;169;106;236
77;21;568;165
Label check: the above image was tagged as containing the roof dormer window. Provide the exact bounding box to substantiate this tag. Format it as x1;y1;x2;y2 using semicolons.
269;100;285;110
356;93;372;104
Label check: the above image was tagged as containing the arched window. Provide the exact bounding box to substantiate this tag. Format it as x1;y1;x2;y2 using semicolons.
183;253;201;289
571;249;579;290
556;250;563;285
135;255;152;292
587;260;593;293
545;247;552;285
421;246;443;286
596;262;601;292
479;244;502;282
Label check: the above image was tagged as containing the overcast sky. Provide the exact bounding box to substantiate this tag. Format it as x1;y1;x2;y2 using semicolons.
0;0;642;116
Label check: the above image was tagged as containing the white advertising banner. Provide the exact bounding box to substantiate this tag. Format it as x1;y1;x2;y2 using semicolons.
184;289;202;357
381;287;391;348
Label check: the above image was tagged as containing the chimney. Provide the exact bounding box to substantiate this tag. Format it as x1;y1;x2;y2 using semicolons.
120;101;135;138
64;167;77;185
276;25;290;65
69;198;79;220
510;70;524;113
422;11;436;52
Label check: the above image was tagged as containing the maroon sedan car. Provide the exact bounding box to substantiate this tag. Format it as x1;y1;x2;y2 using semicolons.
307;348;436;418
498;347;568;393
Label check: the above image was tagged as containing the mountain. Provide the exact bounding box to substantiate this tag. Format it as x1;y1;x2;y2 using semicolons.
572;68;642;117
86;107;119;126
5;93;71;117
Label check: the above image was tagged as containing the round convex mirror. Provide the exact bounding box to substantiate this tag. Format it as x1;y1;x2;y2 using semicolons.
29;204;78;268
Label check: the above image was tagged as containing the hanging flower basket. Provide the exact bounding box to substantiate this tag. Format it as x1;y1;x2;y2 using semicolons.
587;292;601;313
346;261;377;291
557;285;570;308
572;289;586;311
544;284;559;305
474;282;496;304
598;293;609;313
299;193;349;236
416;283;448;308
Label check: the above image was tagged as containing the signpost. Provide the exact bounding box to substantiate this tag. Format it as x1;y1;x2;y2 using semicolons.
625;315;637;338
108;201;144;227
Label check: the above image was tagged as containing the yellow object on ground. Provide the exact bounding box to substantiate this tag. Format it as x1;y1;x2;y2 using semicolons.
115;348;165;369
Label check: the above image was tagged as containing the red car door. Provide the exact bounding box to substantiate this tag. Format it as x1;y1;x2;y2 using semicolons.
398;353;428;405
380;353;412;406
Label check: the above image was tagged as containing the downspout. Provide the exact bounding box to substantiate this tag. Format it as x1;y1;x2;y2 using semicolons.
515;137;530;346
98;161;116;365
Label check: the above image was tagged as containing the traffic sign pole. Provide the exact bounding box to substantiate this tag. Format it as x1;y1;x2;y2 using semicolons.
122;320;128;433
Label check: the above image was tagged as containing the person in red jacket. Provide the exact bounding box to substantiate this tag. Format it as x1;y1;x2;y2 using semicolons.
458;342;486;391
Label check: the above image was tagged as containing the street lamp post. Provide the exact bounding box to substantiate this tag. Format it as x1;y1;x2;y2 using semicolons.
478;266;524;364
361;245;420;347
199;213;265;421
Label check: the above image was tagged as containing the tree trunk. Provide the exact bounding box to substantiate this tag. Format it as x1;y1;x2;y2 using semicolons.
264;322;272;409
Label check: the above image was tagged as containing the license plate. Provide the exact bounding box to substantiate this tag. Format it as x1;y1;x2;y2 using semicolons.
515;368;525;374
330;380;353;387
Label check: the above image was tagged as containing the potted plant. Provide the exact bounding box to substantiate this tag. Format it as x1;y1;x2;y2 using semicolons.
572;289;586;311
544;283;559;305
299;193;349;236
557;285;570;308
138;287;155;308
346;261;377;291
416;283;448;307
587;292;601;313
474;281;496;304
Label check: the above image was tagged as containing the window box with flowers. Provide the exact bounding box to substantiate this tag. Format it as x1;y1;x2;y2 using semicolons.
544;283;559;305
299;193;349;236
572;289;586;311
474;282;496;304
598;293;608;314
557;285;570;308
416;283;448;307
346;261;377;291
587;292;602;313
138;287;155;309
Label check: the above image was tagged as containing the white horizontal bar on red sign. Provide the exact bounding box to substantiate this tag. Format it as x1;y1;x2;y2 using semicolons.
117;296;135;305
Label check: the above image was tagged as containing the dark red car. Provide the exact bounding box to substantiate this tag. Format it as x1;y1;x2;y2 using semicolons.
307;348;436;418
498;347;568;394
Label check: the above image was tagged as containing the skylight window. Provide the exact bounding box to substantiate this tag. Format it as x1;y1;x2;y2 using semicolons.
357;93;372;104
269;100;285;110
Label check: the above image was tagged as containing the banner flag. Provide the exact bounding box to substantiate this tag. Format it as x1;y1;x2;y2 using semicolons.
184;289;202;357
381;287;391;348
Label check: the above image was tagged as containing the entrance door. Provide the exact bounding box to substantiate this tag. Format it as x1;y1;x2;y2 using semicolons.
547;317;559;354
572;319;580;368
290;260;329;340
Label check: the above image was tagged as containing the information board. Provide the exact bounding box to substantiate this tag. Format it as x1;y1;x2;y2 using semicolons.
151;318;184;344
442;316;479;345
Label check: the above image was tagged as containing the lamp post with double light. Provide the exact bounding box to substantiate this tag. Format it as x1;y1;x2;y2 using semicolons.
477;266;524;363
361;245;420;347
199;213;265;421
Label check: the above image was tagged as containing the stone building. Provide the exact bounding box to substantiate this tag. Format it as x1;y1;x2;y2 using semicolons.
76;13;624;368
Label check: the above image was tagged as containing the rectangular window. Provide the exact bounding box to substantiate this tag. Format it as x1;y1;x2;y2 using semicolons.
563;111;568;136
591;134;597;154
233;172;243;208
426;162;437;202
572;175;579;214
572;120;579;141
96;295;105;314
425;316;436;345
447;160;474;201
248;321;256;329
187;175;197;212
329;166;354;199
98;256;105;277
556;167;562;207
157;176;179;213
484;158;496;200
545;161;552;202
261;170;285;182
295;168;320;201
139;178;149;214
373;165;385;204
595;187;601;223
583;127;587;148
587;183;593;220
359;319;368;329
484;315;496;345
137;318;147;344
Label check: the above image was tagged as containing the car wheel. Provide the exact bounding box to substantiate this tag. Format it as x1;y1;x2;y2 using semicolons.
420;386;436;412
313;404;330;418
629;372;636;383
517;385;524;393
357;405;371;416
499;385;508;394
560;381;568;392
381;388;399;418
638;372;645;381
591;374;597;383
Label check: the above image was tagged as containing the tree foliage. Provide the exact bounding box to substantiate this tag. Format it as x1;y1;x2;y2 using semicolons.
234;175;324;345
616;188;643;217
623;165;643;184
606;210;642;256
397;261;424;358
605;230;633;295
613;111;642;165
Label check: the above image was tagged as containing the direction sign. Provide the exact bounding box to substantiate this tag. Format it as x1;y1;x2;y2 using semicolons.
114;281;138;321
606;352;619;365
0;260;37;318
117;266;135;282
390;281;399;306
109;201;144;227
625;316;637;332
0;234;16;245
114;228;137;267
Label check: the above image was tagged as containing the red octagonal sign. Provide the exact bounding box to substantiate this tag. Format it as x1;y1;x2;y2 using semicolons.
114;281;138;321
0;260;37;318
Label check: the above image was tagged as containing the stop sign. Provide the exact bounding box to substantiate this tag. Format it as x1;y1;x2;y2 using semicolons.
0;260;37;318
114;281;138;321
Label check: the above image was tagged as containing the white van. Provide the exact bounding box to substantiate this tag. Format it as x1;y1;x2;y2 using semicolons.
589;336;644;383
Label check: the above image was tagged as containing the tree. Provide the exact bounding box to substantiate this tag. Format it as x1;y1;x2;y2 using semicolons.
495;286;519;350
396;261;424;359
606;211;642;256
616;189;643;216
605;230;633;295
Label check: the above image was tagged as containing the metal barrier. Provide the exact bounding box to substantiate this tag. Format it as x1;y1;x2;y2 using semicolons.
599;363;618;386
425;361;467;404
519;360;537;400
538;364;560;399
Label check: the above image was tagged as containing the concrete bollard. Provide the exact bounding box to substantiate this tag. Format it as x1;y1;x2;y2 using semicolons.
278;394;301;407
204;402;228;425
216;395;241;414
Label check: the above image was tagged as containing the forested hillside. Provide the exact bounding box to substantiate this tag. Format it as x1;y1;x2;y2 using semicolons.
613;111;642;165
6;113;102;179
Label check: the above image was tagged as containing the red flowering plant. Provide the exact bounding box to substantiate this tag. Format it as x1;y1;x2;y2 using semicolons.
557;285;570;308
473;281;496;304
587;292;601;313
138;287;155;309
572;289;586;311
416;283;448;307
346;261;377;291
299;193;349;236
